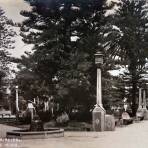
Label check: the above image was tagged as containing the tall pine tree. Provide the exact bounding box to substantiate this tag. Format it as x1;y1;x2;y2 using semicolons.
19;0;115;114
105;0;148;116
0;7;15;84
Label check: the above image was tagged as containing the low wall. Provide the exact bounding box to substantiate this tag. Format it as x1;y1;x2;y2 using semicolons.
6;128;64;139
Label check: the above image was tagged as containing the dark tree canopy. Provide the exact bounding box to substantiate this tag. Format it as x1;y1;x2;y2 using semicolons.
19;0;115;114
105;0;148;116
18;0;148;117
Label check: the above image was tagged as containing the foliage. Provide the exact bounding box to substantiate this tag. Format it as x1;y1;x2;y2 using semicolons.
0;7;15;72
105;0;148;116
0;7;15;86
18;0;148;118
18;0;115;114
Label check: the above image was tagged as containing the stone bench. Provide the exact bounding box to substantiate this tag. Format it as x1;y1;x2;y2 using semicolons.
122;112;133;125
0;110;11;115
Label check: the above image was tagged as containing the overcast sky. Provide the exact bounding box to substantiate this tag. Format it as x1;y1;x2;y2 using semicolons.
0;0;33;58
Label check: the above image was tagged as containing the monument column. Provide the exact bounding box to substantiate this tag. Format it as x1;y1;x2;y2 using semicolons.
92;51;105;131
139;88;142;109
96;68;103;107
143;89;146;109
143;89;148;120
136;88;144;120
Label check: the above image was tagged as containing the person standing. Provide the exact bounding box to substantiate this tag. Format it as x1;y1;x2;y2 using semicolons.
27;101;35;121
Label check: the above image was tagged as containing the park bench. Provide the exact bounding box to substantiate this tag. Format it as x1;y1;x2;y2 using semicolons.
114;110;133;126
0;110;11;117
0;110;16;121
121;112;133;125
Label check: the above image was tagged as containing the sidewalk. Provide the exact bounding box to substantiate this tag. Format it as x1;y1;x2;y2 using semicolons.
0;124;19;138
0;121;148;148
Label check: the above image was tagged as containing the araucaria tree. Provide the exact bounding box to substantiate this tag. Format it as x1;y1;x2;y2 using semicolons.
106;0;148;116
20;0;115;116
0;7;15;85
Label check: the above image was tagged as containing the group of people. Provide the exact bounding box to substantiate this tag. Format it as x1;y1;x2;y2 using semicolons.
26;95;58;120
19;95;69;124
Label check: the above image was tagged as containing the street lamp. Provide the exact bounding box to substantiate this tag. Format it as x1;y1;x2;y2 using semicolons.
6;85;11;111
15;85;19;112
92;51;106;131
95;51;103;66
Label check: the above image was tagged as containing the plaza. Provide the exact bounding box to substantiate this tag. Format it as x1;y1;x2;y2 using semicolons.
0;120;147;148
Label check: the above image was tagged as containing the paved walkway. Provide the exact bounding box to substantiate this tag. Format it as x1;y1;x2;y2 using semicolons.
0;121;148;148
0;124;19;138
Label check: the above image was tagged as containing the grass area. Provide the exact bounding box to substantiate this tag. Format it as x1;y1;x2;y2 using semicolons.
44;121;92;131
8;120;93;131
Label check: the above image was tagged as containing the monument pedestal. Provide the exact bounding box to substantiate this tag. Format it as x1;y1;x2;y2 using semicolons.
143;108;148;120
105;115;115;131
92;105;105;131
136;107;144;120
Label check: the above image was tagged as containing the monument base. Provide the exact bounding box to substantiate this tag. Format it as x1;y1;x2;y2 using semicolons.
105;115;115;131
7;128;64;139
92;105;105;131
136;108;144;121
143;108;148;120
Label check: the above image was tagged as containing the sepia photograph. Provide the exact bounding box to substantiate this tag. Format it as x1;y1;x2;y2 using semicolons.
0;0;147;147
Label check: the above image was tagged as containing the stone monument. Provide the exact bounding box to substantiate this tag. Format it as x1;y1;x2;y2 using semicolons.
136;88;144;120
92;52;115;131
143;89;148;120
92;52;105;131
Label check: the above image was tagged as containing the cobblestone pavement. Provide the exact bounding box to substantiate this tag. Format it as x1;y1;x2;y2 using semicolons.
0;121;148;148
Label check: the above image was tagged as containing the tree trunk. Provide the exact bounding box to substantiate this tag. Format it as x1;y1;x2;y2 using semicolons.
131;75;138;117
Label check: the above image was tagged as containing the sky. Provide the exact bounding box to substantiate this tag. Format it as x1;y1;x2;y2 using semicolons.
0;0;33;58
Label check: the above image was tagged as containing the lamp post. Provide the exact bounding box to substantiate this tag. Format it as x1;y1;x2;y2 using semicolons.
6;85;11;111
15;85;19;112
92;51;105;131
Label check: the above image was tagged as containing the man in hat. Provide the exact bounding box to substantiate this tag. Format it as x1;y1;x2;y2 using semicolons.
27;100;35;121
